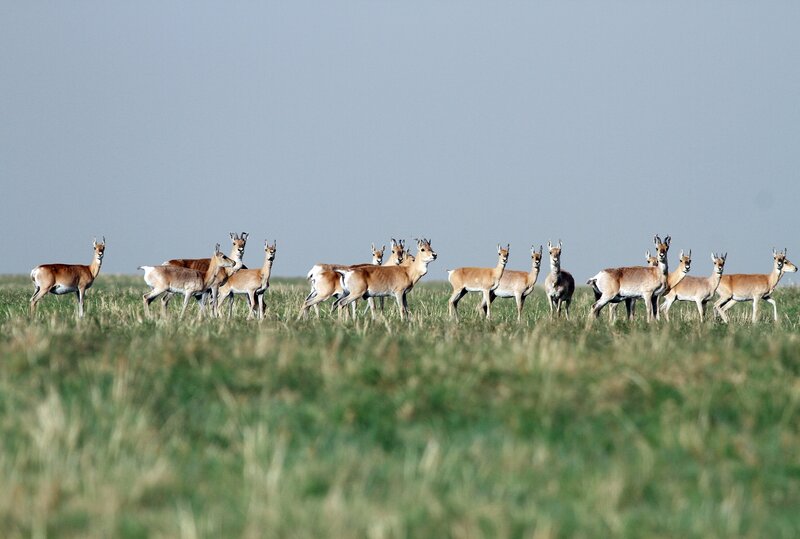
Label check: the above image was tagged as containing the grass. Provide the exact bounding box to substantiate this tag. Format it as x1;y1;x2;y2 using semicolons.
1;275;800;538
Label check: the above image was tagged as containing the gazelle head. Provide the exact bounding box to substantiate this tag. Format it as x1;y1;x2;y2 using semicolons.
371;243;385;265
773;248;797;274
212;243;236;270
711;252;727;275
678;249;692;274
93;236;106;262
644;250;658;267
653;235;671;264
230;232;248;260
497;243;510;267
547;240;563;270
389;239;405;265
531;245;543;270
415;238;437;262
264;239;277;262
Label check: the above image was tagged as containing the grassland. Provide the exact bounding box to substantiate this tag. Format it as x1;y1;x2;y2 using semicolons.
1;274;800;538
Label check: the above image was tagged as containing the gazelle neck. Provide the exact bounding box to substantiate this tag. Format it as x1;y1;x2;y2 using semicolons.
668;262;688;288
768;263;784;291
90;253;103;278
528;262;541;286
204;258;225;288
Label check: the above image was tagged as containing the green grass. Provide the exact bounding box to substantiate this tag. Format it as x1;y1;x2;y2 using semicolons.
2;275;800;538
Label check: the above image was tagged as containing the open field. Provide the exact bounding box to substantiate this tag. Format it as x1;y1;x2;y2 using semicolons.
1;275;800;538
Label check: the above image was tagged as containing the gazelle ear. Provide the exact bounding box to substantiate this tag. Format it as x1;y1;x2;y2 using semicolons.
688;249;691;257
711;252;716;262
645;250;650;259
723;252;727;260
230;232;236;240
665;236;671;246
547;240;552;249
497;243;501;253
773;247;778;256
654;235;660;246
382;245;386;252
215;243;221;253
102;236;105;244
558;239;562;249
372;243;376;251
538;245;543;255
680;249;684;257
93;237;97;246
242;232;249;241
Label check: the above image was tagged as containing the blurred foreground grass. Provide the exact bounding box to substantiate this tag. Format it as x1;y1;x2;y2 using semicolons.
1;275;800;538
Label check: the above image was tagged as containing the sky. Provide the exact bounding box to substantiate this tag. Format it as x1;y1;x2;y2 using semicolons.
2;1;799;283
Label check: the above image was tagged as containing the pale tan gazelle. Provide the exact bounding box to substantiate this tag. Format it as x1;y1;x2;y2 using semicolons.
218;240;277;320
140;244;235;319
299;244;386;319
163;232;248;316
714;249;797;323
30;237;106;318
544;240;575;319
477;245;543;322
661;252;726;321
447;244;510;320
334;238;438;321
588;235;671;322
607;250;659;321
369;239;406;314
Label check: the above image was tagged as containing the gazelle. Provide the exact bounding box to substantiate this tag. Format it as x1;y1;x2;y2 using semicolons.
714;249;797;323
333;238;438;321
140;244;235;319
607;250;659;321
164;232;248;316
299;244;387;319
30;237;106;318
218;240;277;320
306;243;384;281
544;240;575;319
447;244;510;320
477;245;543;321
369;239;407;314
661;253;726;321
588;235;671;322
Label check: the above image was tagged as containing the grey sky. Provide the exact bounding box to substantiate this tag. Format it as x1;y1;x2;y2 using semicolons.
2;2;799;283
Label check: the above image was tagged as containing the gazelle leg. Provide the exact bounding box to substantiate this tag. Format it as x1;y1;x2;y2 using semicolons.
696;300;705;322
180;292;193;319
483;290;492;320
765;297;778;322
448;289;466;320
515;294;524;322
591;295;615;319
751;297;759;323
714;296;732;323
77;288;86;318
642;294;654;323
564;299;571;320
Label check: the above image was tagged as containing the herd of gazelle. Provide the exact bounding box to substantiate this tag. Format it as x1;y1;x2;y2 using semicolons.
28;233;799;323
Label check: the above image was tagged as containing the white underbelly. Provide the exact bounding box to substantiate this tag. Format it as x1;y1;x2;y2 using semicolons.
465;286;486;293
492;288;515;298
51;284;77;295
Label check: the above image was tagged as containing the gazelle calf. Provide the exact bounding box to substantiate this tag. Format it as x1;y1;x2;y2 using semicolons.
588;235;671;322
447;244;510;320
661;253;726;321
478;245;542;321
140;244;235;319
30;237;106;318
299;244;387;319
714;249;797;323
164;232;248;316
218;240;277;320
544;240;575;319
333;239;438;321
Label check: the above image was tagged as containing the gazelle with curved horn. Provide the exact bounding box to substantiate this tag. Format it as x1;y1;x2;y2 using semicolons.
218;240;277;320
447;244;510;320
140;244;235;319
587;235;671;322
714;249;797;323
163;232;248;316
333;238;438;321
544;240;576;319
30;237;106;318
477;245;543;322
661;252;726;321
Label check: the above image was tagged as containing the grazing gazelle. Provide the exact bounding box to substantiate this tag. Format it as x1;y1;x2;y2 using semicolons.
544;240;576;319
447;244;510;320
140;244;235;319
333;238;438;321
477;245;543;322
30;237;106;317
661;252;726;321
299;244;387;319
588;235;671;322
164;232;248;316
714;249;797;323
218;240;277;320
